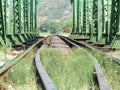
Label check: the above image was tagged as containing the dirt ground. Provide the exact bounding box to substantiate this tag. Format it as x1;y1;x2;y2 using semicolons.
45;36;72;55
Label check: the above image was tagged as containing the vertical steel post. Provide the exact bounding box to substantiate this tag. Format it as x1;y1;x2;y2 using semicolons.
92;0;103;42
0;0;5;44
80;0;84;34
82;0;87;35
86;0;91;37
76;0;79;33
4;0;15;45
33;0;35;31
24;0;28;34
13;0;24;43
109;0;120;44
72;0;77;33
79;1;82;34
103;0;111;44
35;0;37;35
92;0;98;41
88;0;93;39
82;0;90;37
97;0;104;42
30;0;33;34
13;0;21;34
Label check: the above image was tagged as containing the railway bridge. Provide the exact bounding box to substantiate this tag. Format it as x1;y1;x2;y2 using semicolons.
0;0;120;89
0;0;120;48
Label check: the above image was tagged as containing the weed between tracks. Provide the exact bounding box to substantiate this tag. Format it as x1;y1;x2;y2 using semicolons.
93;51;120;90
40;47;95;90
69;34;88;39
6;52;40;90
0;46;12;62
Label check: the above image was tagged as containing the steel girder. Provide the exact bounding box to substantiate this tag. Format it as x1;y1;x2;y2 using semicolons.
72;0;120;48
72;0;77;33
24;0;29;34
0;0;5;45
35;0;37;34
82;0;87;35
72;0;92;38
91;0;103;42
0;0;38;46
110;0;120;42
13;0;25;43
109;0;120;48
1;0;15;45
101;0;111;44
76;0;80;33
82;0;91;38
30;0;33;34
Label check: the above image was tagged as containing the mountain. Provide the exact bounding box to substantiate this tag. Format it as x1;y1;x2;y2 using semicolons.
37;0;72;24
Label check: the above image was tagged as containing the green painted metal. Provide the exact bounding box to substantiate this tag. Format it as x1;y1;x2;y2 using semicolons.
0;0;5;45
110;0;120;48
88;0;93;39
3;0;14;46
0;0;38;46
71;0;120;48
30;0;33;34
110;0;120;41
13;0;24;44
70;0;74;4
72;0;77;33
0;0;120;48
35;0;37;33
82;0;87;35
76;0;80;33
91;0;104;42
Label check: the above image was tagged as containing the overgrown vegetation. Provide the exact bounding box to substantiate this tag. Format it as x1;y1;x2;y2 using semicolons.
37;0;73;36
92;51;120;90
40;47;95;90
7;52;40;90
37;0;72;23
0;46;12;62
69;34;89;39
39;22;72;34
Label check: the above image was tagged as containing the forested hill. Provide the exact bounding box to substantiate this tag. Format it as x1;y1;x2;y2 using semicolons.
37;0;72;24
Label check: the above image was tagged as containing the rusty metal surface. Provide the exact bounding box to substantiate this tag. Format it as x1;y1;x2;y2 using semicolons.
35;51;57;90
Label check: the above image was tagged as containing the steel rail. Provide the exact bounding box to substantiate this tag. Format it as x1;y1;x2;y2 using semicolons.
88;53;110;90
0;36;51;75
35;50;57;90
61;36;120;64
58;35;110;90
0;36;57;90
0;38;44;75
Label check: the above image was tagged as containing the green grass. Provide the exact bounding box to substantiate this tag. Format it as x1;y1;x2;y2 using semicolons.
40;47;95;90
0;46;12;62
39;32;51;37
92;51;120;90
69;34;89;39
8;52;40;90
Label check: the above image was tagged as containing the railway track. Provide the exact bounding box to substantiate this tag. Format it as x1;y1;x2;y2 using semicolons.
65;36;120;64
0;35;112;90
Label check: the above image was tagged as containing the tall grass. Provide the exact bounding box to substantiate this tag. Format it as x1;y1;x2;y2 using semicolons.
40;47;95;90
8;52;40;90
69;34;82;39
92;51;120;90
0;46;12;62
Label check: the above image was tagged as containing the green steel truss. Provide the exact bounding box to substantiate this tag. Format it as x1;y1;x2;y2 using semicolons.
109;0;120;48
82;0;87;35
0;0;120;48
72;0;120;48
0;0;38;46
72;0;77;33
0;0;5;44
